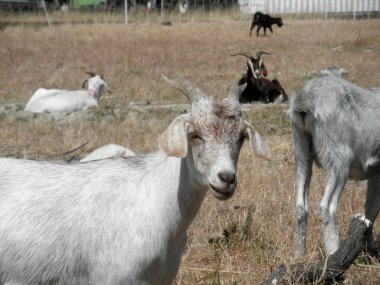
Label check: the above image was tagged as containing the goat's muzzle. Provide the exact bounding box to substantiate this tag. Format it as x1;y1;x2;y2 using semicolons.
208;170;237;201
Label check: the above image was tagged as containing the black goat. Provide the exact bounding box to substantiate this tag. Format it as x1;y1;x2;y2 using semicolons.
231;51;288;104
249;12;283;37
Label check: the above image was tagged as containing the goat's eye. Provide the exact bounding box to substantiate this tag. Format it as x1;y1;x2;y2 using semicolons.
190;134;204;144
194;135;204;141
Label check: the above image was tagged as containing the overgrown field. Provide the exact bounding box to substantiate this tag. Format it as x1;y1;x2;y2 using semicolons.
0;12;380;284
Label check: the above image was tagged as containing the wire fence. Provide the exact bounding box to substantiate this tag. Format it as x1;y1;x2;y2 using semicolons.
0;0;240;13
1;0;380;28
0;0;244;27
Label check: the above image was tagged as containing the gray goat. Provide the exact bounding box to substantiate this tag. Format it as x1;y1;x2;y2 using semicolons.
0;76;270;285
291;67;380;257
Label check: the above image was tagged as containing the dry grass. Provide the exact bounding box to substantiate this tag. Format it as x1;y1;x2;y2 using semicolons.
0;12;380;284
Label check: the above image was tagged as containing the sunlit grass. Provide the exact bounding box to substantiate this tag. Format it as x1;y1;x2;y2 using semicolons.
0;15;379;284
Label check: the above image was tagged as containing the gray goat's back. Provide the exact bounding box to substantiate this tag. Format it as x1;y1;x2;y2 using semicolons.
291;73;380;179
291;74;380;122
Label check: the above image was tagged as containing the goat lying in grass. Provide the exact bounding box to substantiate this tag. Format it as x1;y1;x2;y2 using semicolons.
25;72;110;113
80;144;136;162
291;66;380;258
0;76;270;285
249;11;283;37
231;51;288;104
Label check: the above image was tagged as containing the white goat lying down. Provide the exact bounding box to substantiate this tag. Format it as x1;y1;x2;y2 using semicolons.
24;72;110;113
0;76;270;285
80;144;136;162
291;67;380;257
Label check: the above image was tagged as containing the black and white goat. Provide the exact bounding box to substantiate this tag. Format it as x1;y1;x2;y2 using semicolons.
249;11;283;37
231;51;288;104
291;67;380;258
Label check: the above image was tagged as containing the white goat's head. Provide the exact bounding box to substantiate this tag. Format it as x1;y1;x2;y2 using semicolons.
158;75;270;200
82;72;111;96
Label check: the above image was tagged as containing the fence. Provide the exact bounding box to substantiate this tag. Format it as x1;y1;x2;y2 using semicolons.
239;0;380;18
1;0;380;25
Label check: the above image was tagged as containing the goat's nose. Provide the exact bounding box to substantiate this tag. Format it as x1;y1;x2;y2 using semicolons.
218;171;236;184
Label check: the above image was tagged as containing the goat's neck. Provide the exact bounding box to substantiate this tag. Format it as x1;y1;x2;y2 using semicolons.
88;85;103;102
88;89;99;102
249;76;257;85
178;155;208;229
151;152;208;240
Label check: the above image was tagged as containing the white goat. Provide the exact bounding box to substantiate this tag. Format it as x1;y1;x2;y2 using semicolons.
80;144;136;162
24;72;110;113
0;76;270;285
291;67;380;257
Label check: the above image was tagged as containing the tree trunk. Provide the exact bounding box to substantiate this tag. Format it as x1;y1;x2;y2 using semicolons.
261;215;371;285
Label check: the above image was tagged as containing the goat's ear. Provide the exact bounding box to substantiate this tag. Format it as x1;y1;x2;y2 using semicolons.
157;114;189;158
244;120;271;160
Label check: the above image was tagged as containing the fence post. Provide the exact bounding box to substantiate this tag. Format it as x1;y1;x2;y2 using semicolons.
41;0;52;27
125;0;128;24
161;0;164;23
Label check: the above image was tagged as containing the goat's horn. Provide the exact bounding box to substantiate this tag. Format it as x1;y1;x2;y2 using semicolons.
255;51;271;58
85;71;96;77
161;74;207;102
82;79;88;89
230;52;253;59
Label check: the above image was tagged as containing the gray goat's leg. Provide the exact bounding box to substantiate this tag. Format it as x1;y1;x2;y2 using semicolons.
365;174;380;254
319;170;348;255
292;122;313;258
295;161;312;258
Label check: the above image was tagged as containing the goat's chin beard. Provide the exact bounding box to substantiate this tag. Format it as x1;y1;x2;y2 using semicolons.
208;184;235;201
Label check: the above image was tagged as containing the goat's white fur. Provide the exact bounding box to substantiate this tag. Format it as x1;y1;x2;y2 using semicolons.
80;144;136;162
319;66;348;78
291;67;380;257
0;77;270;284
24;74;108;113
